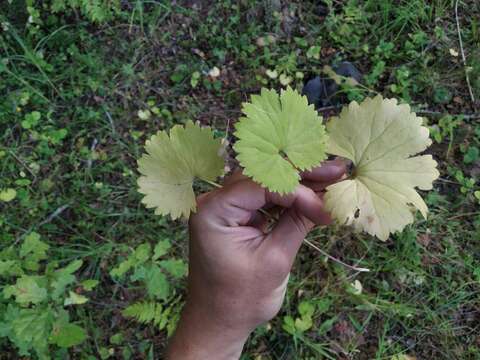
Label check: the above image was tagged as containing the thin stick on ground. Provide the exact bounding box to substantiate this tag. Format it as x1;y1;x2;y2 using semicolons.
303;238;370;273
12;204;70;246
455;0;476;107
416;110;480;120
38;204;70;227
448;211;480;220
224;116;231;140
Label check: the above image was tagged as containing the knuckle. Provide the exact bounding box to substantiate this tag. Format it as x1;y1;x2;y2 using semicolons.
302;185;317;199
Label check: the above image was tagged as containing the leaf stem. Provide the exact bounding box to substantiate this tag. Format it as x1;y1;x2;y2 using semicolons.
201;179;223;188
303;238;370;273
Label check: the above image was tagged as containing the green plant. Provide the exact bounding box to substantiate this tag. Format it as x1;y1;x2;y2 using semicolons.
38;0;122;23
0;232;93;358
449;166;478;197
281;300;336;359
430;115;463;144
283;300;315;335
110;240;187;301
122;299;182;337
389;65;413;102
111;240;186;337
463;145;479;164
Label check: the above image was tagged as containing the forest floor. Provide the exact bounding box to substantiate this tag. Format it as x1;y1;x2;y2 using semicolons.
1;1;479;359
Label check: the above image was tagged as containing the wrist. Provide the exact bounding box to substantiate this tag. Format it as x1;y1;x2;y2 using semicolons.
166;300;252;360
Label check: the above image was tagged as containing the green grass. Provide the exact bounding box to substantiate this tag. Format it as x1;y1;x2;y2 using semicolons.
1;0;479;359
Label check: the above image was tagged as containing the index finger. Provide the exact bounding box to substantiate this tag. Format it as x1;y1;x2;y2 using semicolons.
301;159;346;182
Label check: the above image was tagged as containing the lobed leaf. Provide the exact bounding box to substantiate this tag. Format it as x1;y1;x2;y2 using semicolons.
137;121;224;219
324;95;439;240
234;87;328;194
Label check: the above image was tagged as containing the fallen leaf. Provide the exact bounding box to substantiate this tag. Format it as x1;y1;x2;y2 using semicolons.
279;73;293;86
449;48;459;57
265;69;278;79
208;66;220;78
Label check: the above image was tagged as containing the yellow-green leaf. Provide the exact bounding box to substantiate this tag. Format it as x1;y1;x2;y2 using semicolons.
137;121;224;219
234;87;328;194
6;276;48;305
64;291;89;306
0;188;16;202
325;96;439;240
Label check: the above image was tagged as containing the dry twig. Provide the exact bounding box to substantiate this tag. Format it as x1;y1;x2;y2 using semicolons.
303;238;370;273
455;0;476;107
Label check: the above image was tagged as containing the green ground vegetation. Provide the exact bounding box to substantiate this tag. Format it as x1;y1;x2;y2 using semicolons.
1;1;479;359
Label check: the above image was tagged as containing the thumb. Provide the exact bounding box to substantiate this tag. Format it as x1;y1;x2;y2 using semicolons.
259;185;330;270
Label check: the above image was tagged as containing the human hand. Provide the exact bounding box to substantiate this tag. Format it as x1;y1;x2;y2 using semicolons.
166;160;346;359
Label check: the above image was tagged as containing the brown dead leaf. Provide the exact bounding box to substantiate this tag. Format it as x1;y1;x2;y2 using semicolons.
321;47;337;56
333;320;356;344
192;48;206;59
256;37;267;47
453;96;464;105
